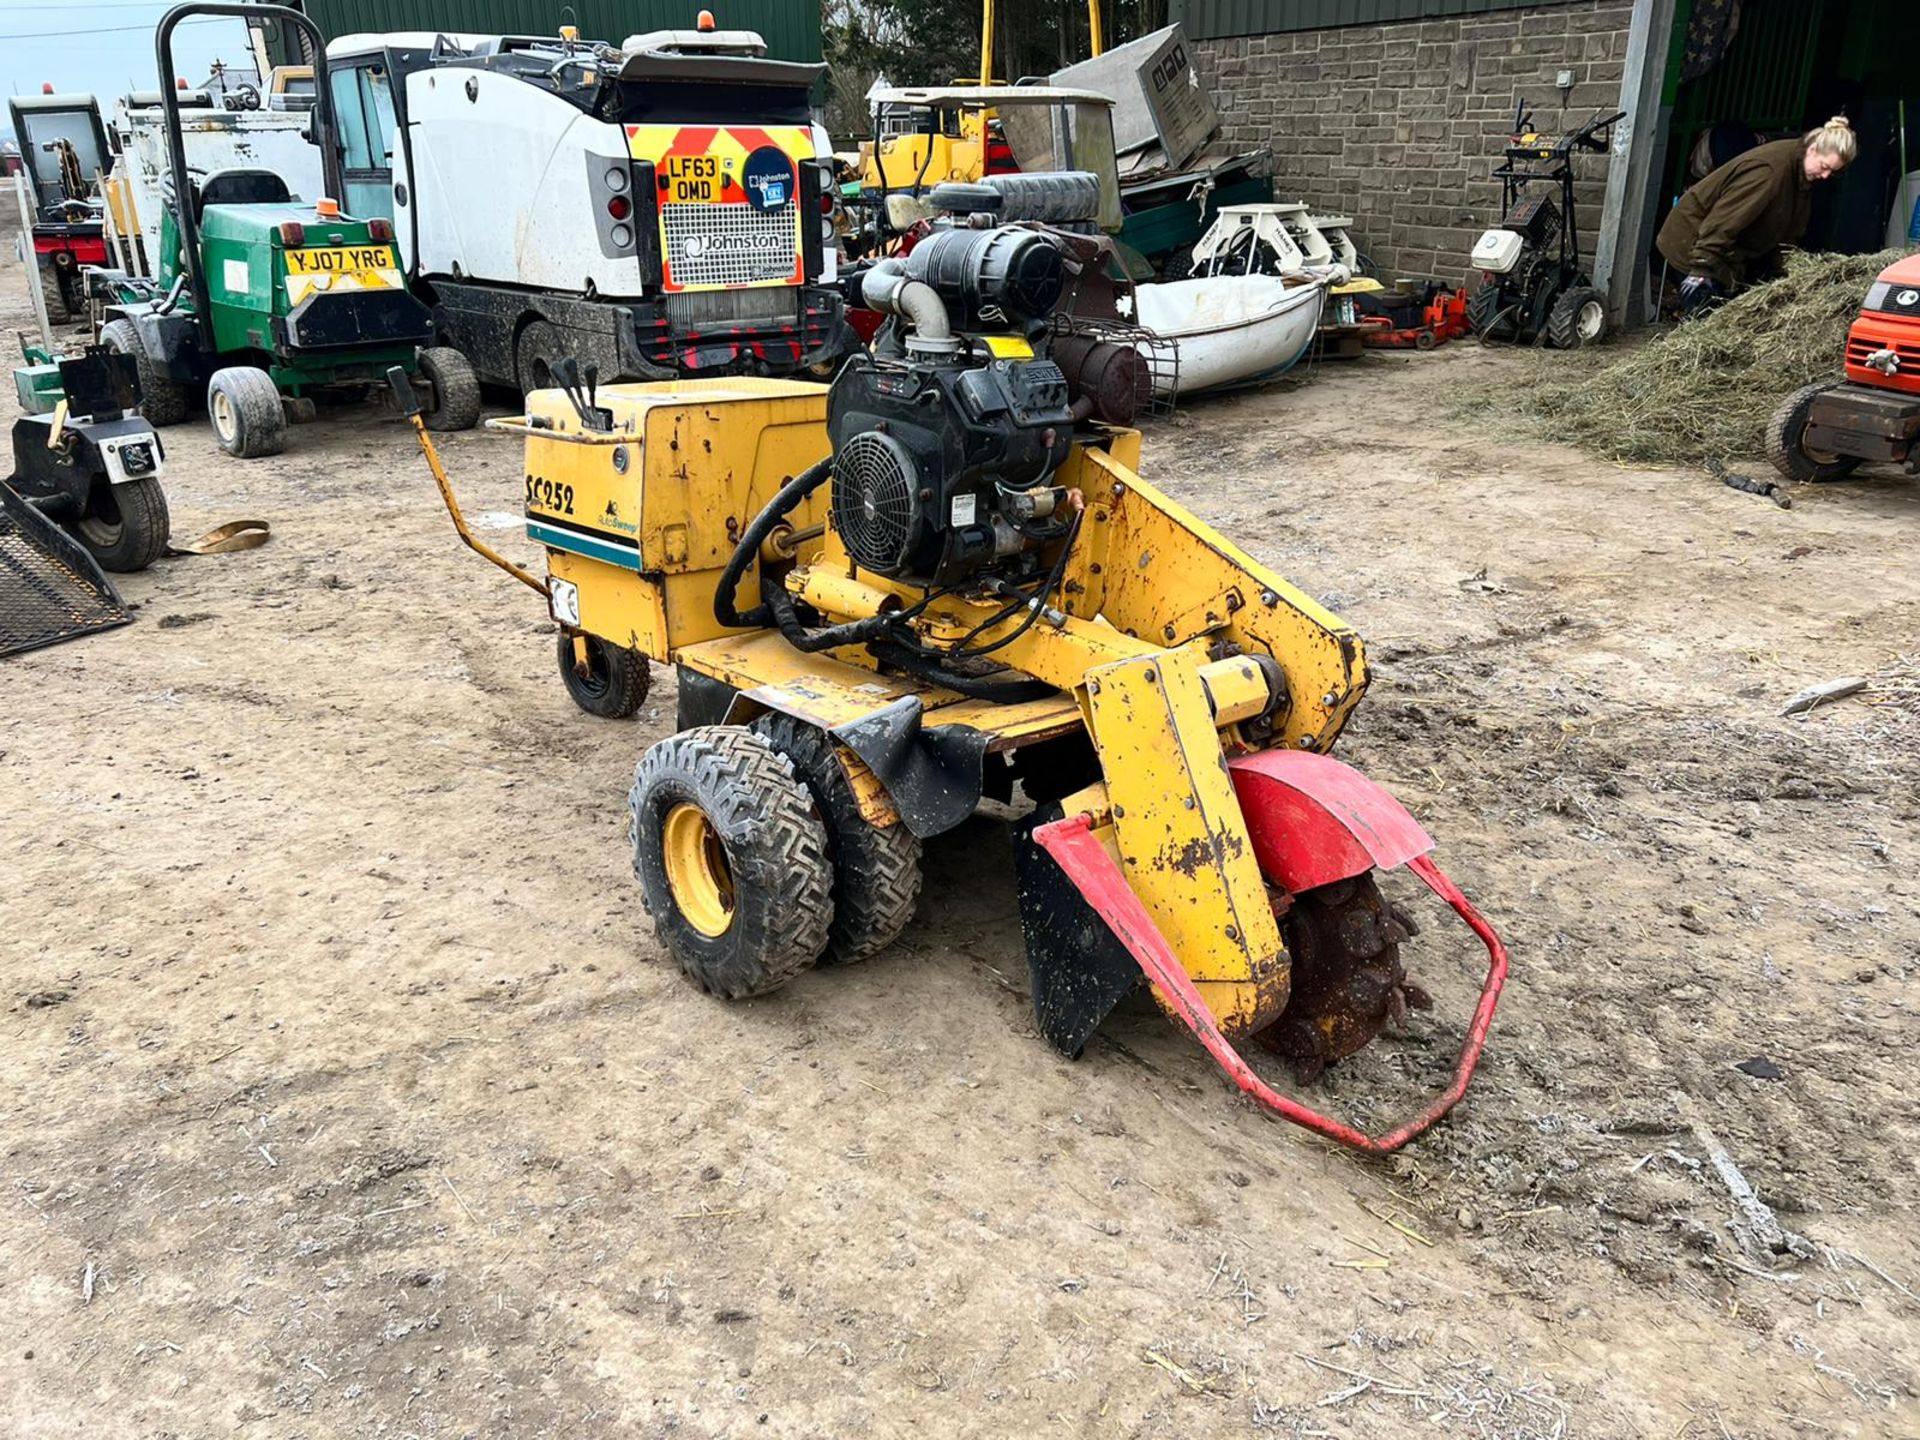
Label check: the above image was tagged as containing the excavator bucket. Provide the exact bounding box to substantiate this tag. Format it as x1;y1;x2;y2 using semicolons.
1031;752;1508;1155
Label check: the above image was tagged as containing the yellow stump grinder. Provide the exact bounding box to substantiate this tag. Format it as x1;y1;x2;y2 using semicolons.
399;225;1508;1152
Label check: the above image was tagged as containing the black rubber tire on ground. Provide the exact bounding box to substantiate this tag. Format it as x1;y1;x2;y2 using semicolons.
1546;285;1607;350
74;476;170;573
557;631;650;718
515;320;571;397
40;263;74;323
1767;381;1862;483
751;712;922;965
100;317;193;426
417;346;481;432
629;725;835;999
206;366;287;458
1466;283;1510;339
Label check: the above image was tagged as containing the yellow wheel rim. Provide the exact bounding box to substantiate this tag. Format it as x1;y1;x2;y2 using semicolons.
662;803;734;938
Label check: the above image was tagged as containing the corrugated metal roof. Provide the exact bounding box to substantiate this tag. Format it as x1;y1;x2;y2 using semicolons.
1174;0;1583;38
291;1;821;62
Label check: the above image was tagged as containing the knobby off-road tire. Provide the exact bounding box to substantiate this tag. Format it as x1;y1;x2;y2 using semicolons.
557;631;650;718
751;712;922;965
100;317;192;426
629;726;834;998
1465;283;1511;340
1546;286;1606;350
207;367;287;458
75;477;170;573
1767;381;1861;483
417;346;481;432
41;262;75;324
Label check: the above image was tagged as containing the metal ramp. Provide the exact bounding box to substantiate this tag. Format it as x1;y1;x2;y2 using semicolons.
0;482;131;658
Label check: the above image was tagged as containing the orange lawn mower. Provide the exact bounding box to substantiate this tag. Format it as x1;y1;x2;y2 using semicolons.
1770;253;1920;481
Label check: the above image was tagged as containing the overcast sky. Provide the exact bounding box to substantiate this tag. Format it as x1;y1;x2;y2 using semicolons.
2;1;251;130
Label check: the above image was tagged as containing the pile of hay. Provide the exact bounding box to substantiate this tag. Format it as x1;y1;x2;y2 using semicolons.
1486;248;1908;467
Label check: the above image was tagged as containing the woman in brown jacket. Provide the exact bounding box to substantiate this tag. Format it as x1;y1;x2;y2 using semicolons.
1657;116;1857;313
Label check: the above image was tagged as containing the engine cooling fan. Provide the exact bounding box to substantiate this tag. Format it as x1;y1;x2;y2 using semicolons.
832;430;918;574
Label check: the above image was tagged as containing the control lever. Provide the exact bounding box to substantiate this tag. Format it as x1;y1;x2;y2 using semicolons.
550;355;613;432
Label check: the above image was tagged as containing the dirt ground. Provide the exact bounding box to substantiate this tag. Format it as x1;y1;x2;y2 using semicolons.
4;213;1918;1439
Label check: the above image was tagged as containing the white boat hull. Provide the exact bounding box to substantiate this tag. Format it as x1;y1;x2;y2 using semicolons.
1129;275;1329;398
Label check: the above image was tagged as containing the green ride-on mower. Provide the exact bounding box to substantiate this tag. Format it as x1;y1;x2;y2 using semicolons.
90;2;479;460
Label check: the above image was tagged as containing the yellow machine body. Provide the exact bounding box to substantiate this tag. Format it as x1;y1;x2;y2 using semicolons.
506;382;1369;1038
858;109;995;195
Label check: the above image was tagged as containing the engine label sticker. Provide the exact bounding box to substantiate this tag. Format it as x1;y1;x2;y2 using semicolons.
222;258;250;295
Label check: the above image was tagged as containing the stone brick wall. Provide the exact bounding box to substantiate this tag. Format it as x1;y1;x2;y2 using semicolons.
1190;2;1634;283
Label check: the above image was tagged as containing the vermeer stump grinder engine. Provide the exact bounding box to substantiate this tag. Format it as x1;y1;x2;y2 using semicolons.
1768;253;1920;483
401;225;1509;1153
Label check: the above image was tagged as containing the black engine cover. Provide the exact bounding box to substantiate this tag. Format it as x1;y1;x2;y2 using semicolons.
828;354;1074;585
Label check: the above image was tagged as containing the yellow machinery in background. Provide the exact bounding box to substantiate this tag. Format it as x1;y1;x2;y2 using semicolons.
395;225;1508;1153
857;0;1112;216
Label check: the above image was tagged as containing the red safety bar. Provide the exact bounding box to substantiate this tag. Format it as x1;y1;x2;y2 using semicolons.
1032;813;1508;1154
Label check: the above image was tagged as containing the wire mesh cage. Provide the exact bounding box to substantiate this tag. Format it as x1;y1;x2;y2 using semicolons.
1052;313;1181;420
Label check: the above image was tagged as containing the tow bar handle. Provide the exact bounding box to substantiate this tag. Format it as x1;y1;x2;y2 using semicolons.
391;368;550;600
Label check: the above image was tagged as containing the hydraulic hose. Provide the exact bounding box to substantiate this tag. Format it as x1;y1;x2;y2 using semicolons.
765;584;903;654
713;456;834;630
868;640;1058;703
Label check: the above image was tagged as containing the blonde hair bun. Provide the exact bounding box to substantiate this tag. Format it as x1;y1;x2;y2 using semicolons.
1805;115;1858;165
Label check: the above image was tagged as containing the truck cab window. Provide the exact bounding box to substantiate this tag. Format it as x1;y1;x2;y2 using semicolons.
329;66;375;171
362;68;396;166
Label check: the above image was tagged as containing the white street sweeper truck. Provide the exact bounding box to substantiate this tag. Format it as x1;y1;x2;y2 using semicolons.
323;16;850;391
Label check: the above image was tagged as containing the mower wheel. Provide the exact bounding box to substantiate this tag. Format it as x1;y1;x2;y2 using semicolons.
100;318;193;426
630;725;834;999
418;346;481;432
41;262;75;324
557;631;650;718
74;476;170;573
207;367;287;459
515;320;572;396
1546;286;1606;350
1465;284;1510;339
751;712;922;964
1767;382;1861;483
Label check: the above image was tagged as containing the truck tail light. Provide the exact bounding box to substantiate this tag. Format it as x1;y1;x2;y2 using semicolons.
368;218;394;241
278;221;306;246
607;194;632;221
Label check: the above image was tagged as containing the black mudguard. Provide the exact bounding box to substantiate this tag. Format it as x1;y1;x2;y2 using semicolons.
1011;804;1142;1058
